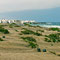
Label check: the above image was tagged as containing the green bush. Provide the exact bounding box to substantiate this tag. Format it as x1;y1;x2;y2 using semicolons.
47;40;51;42
58;39;60;42
0;28;9;34
34;32;42;36
2;36;5;38
9;25;13;28
15;30;18;32
38;30;44;32
4;29;9;34
29;42;38;48
0;25;3;28
57;54;60;56
21;29;34;34
44;33;60;43
24;23;32;27
21;37;38;48
0;38;4;41
9;23;20;28
21;31;30;34
21;37;36;42
48;34;59;43
45;38;48;41
45;38;51;42
19;33;23;35
50;28;60;31
45;35;48;37
51;44;53;46
21;29;42;36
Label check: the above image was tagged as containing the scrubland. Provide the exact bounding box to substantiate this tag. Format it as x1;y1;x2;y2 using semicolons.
0;23;60;60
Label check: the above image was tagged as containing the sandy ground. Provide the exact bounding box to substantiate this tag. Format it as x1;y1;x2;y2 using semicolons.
0;52;60;60
0;23;60;60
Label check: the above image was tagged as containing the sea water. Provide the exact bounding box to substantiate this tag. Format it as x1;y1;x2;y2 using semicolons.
31;22;60;28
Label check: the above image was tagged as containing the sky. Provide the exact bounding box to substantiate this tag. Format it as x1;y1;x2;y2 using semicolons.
0;0;60;13
0;0;60;22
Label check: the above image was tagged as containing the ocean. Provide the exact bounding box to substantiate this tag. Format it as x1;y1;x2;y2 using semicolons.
31;22;60;28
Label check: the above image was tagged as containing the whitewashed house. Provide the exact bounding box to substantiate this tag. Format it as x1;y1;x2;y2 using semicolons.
0;19;35;24
21;20;35;24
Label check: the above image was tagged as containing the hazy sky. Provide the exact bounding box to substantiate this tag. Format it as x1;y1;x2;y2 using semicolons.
0;0;60;13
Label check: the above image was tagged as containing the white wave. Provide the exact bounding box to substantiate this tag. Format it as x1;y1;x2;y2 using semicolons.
40;25;60;28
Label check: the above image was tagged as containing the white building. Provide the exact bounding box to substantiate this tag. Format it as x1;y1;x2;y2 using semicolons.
0;20;2;23
0;19;35;24
21;20;35;24
8;20;15;23
0;19;15;23
1;19;8;23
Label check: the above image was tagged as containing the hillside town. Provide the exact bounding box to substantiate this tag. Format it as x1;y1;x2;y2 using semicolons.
0;19;35;24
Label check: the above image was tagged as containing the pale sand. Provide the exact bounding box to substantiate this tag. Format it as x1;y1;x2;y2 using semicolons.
0;53;60;60
0;23;59;60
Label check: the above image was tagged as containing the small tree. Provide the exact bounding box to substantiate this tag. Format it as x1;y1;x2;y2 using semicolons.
2;36;5;38
0;38;3;41
29;42;38;48
4;29;9;34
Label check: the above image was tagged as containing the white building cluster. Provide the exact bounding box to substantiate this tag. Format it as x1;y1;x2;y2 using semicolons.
0;19;35;24
0;19;15;23
21;20;35;24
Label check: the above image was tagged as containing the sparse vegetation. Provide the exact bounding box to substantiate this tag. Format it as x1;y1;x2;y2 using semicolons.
44;33;60;43
45;38;51;42
9;24;13;28
0;23;59;59
9;23;20;28
21;37;38;48
37;30;44;32
15;29;18;32
50;28;60;32
0;27;9;34
21;29;42;36
49;51;56;55
19;33;23;35
4;29;9;34
51;44;53;46
21;37;36;42
57;54;60;56
2;36;5;38
29;42;38;48
21;29;33;34
0;38;4;41
24;23;32;27
34;32;42;36
50;51;60;56
0;24;8;28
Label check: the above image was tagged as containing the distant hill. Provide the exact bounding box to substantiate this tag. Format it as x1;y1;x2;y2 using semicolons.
0;7;60;22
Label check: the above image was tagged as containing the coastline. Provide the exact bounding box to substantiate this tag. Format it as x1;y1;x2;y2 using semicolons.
31;22;60;28
40;25;60;28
